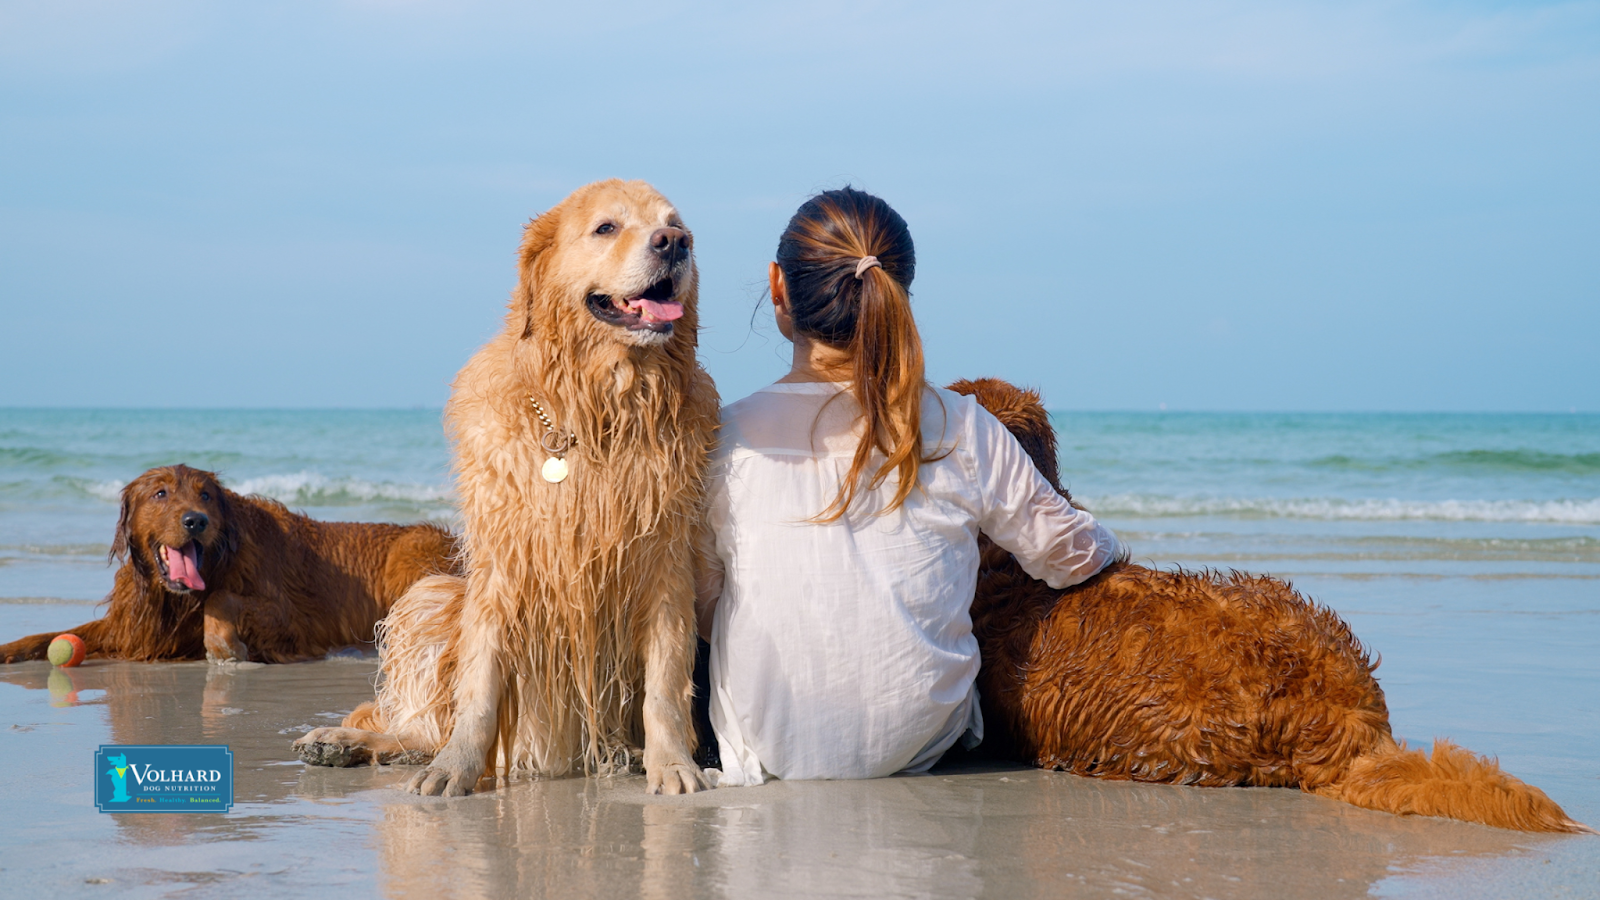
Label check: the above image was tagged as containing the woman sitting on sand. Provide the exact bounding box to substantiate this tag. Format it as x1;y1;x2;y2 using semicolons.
697;187;1123;785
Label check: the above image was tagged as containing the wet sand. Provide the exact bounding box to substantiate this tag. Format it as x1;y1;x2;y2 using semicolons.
2;575;1597;900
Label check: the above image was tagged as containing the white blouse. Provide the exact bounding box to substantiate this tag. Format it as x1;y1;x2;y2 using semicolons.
700;382;1122;787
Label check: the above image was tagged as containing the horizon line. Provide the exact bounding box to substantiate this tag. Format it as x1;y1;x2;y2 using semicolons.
0;406;1594;416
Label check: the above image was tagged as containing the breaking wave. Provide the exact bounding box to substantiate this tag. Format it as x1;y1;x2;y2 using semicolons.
1312;449;1600;475
0;446;93;468
1082;494;1600;524
230;472;454;508
69;472;454;510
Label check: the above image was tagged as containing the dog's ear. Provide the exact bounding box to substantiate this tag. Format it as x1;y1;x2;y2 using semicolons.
218;491;241;560
110;481;135;566
517;208;564;340
947;377;1065;496
112;476;160;579
208;482;242;571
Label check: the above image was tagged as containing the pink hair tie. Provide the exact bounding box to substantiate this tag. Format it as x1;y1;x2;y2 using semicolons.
854;256;881;279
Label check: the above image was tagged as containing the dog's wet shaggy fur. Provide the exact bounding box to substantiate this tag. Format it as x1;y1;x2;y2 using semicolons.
0;465;459;664
295;180;719;797
951;378;1590;834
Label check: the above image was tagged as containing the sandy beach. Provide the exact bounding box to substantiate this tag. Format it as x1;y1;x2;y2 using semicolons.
3;563;1596;899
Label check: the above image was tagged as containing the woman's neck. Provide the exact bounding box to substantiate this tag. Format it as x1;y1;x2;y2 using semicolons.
778;334;853;384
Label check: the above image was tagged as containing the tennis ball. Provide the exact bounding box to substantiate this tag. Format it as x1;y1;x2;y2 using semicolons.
48;633;86;667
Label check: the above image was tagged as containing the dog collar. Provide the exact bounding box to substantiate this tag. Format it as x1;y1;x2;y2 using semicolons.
529;397;577;483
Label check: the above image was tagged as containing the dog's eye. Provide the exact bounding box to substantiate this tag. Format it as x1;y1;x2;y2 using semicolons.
200;491;211;502
155;489;167;499
594;223;615;235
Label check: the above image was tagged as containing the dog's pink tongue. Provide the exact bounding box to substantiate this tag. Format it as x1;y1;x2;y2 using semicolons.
165;544;206;591
627;299;684;322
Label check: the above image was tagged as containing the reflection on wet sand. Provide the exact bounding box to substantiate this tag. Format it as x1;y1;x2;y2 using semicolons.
0;656;381;849
0;658;1587;899
375;782;715;900
365;761;1545;900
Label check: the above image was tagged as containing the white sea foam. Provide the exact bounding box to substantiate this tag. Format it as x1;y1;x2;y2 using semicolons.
233;472;454;507
82;480;126;502
1081;494;1600;524
78;472;453;508
75;475;1600;523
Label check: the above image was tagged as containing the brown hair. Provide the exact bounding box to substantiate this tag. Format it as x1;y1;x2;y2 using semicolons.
776;187;937;520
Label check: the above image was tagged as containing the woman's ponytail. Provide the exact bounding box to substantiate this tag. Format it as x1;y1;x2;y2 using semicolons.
775;187;936;521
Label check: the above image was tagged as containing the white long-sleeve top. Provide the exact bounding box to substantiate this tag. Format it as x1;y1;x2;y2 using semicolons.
700;381;1121;787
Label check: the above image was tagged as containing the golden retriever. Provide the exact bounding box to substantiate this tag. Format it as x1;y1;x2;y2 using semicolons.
0;464;459;664
952;378;1589;833
295;180;719;795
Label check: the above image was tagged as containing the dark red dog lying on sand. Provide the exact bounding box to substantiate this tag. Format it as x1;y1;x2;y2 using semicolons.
0;464;460;664
952;378;1590;834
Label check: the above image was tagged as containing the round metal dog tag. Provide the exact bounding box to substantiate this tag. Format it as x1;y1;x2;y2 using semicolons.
541;457;570;484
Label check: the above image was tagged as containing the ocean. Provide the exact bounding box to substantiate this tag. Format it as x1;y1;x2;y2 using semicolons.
0;409;455;603
3;408;1597;603
1;407;1597;896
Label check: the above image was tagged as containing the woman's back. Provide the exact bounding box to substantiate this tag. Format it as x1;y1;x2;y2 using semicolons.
707;382;1118;784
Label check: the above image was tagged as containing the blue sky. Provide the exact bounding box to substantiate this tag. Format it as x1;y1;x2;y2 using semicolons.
2;0;1596;411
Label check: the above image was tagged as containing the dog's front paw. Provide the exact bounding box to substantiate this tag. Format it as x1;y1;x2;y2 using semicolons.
646;755;708;795
405;754;485;797
295;727;371;767
204;632;249;663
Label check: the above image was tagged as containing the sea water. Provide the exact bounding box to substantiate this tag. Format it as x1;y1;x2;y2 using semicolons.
3;408;1595;602
1055;411;1600;581
0;409;454;602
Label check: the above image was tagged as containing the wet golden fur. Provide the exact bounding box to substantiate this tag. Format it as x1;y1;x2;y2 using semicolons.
297;180;720;795
951;378;1590;834
0;465;458;664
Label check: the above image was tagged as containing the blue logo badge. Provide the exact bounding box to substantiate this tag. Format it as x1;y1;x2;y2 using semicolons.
94;745;234;813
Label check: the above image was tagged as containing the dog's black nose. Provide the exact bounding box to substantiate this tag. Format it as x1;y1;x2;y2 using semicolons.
650;227;689;265
182;511;209;536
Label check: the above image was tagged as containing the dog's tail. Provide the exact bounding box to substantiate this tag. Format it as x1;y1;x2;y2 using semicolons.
1316;738;1593;833
342;701;386;732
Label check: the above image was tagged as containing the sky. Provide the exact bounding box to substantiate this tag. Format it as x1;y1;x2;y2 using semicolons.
1;0;1596;411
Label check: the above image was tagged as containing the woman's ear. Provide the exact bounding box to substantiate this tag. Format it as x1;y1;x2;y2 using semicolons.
769;262;794;340
768;261;785;304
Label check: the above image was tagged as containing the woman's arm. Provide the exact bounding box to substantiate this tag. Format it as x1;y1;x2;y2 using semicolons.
972;407;1123;589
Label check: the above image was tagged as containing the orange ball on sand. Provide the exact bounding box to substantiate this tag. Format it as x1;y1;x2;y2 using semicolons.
48;633;86;667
